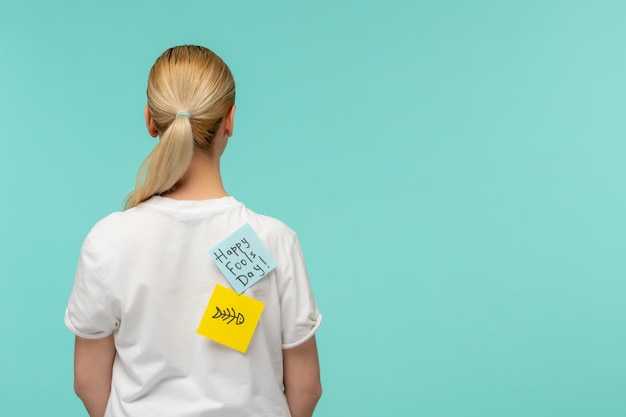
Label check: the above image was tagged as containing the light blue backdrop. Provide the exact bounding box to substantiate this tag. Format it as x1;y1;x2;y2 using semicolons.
1;1;625;416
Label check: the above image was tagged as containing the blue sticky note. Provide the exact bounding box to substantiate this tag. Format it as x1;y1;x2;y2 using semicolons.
209;223;278;294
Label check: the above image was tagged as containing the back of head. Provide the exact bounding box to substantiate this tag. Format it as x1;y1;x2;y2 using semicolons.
125;45;236;209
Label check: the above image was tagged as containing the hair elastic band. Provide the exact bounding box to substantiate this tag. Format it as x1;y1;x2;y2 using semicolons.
176;111;190;119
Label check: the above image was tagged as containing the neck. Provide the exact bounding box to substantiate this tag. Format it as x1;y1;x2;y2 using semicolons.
162;149;228;200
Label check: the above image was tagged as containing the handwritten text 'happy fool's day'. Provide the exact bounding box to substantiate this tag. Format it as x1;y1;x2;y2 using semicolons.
210;223;277;294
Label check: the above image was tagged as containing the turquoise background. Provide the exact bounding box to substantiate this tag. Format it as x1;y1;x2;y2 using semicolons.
1;0;625;416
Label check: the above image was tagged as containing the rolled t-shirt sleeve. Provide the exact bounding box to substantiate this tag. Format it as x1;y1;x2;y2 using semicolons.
65;235;119;339
279;235;322;349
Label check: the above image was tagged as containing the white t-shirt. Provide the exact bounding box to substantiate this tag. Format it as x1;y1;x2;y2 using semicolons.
65;196;321;417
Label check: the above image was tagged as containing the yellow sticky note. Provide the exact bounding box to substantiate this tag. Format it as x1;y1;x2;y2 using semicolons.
197;284;265;353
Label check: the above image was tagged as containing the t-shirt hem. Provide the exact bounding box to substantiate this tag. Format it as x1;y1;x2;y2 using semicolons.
282;313;322;349
64;309;115;340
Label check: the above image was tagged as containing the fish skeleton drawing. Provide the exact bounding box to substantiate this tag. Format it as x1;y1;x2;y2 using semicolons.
212;307;245;325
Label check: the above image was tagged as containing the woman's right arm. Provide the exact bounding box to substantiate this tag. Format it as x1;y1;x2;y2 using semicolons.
283;336;322;417
74;335;116;417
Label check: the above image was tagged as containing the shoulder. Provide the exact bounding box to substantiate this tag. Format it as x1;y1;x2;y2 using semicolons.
88;207;136;235
243;207;298;248
83;206;154;251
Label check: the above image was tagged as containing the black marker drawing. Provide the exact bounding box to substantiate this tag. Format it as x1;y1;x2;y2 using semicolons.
212;307;245;325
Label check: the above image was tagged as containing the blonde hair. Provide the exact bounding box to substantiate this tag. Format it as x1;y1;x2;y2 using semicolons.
124;45;235;209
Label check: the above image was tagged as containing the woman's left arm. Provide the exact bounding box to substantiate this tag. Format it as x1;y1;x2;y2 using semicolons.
73;335;116;417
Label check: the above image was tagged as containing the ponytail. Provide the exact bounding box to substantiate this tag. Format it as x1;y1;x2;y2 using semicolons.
124;114;194;209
